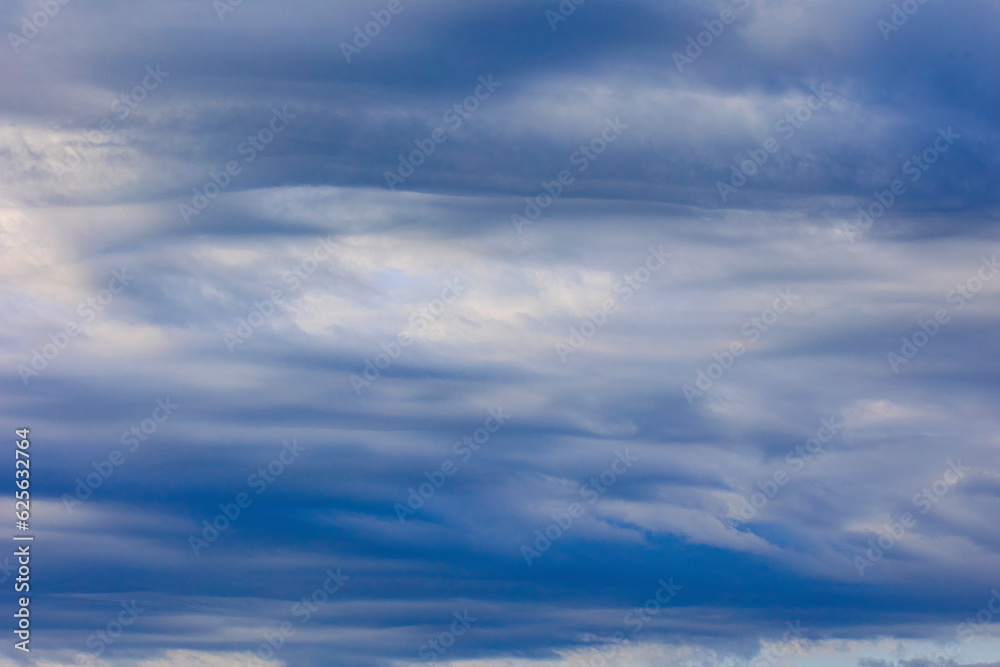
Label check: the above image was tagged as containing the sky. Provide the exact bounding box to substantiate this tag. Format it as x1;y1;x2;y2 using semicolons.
1;0;1000;665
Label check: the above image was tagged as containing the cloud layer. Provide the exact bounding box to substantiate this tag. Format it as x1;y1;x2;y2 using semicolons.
2;0;999;665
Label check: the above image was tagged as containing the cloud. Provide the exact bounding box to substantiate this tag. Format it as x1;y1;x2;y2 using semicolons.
2;0;999;665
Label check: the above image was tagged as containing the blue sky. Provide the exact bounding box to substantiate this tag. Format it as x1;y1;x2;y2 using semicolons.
2;0;1000;665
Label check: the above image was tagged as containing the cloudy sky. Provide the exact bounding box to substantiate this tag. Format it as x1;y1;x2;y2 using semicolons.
2;0;1000;665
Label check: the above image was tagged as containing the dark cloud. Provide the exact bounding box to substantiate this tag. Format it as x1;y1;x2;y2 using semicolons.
1;0;999;665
